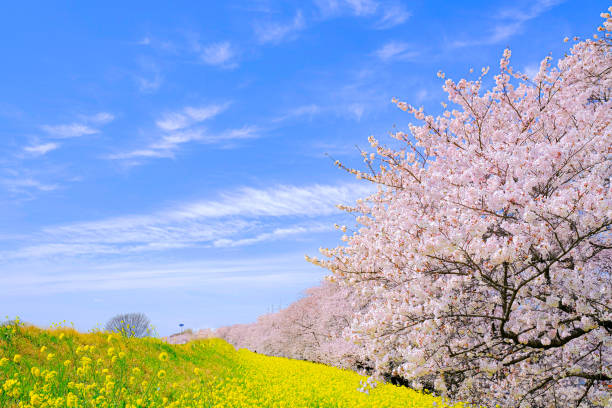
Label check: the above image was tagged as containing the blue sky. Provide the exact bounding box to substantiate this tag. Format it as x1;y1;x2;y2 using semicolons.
0;0;607;336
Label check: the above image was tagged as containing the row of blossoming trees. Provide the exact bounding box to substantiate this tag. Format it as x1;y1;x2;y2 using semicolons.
217;11;612;407
217;281;369;370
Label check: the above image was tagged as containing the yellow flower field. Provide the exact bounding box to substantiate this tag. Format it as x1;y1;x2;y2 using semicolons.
0;321;462;407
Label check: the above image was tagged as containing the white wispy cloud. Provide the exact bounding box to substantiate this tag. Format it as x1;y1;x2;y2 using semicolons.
134;35;175;51
202;125;260;144
1;177;58;193
451;0;565;47
201;41;237;68
109;126;254;161
272;104;322;123
135;60;163;93
345;0;379;15
137;73;163;93
314;1;410;31
107;147;182;161
106;149;173;160
41;123;98;138
155;104;229;131
167;183;374;219
375;4;411;29
213;223;333;248
0;254;319;294
23;142;59;156
109;104;260;161
0;182;375;261
289;104;321;116
113;125;259;158
496;0;565;22
315;0;378;17
150;129;205;150
41;112;114;138
1;165;68;199
374;41;418;61
254;11;306;44
347;103;365;120
85;112;115;125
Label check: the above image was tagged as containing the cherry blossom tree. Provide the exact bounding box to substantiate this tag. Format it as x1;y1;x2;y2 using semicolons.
309;11;612;407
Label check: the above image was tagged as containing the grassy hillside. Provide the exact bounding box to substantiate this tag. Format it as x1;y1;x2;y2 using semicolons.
0;322;463;407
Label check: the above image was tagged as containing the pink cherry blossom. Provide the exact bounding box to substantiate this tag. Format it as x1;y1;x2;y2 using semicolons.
312;9;612;407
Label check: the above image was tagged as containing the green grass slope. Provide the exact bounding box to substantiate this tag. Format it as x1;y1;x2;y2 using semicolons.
0;322;462;407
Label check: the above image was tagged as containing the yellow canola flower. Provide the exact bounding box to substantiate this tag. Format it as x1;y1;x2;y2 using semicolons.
13;354;22;363
3;378;19;391
52;396;65;407
29;392;43;406
40;346;47;354
66;392;78;407
0;357;8;367
31;366;41;377
46;352;55;361
158;351;169;362
157;369;167;379
44;370;57;382
105;381;115;393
